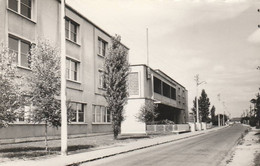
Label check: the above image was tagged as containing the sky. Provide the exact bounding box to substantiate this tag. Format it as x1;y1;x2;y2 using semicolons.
67;0;260;118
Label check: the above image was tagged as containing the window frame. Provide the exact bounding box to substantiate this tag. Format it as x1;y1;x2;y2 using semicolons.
8;34;31;69
8;0;35;21
98;38;107;57
92;105;111;124
66;57;80;82
65;18;79;43
69;102;85;123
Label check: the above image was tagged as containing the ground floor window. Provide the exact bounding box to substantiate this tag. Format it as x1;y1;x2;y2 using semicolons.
69;102;85;123
92;105;111;123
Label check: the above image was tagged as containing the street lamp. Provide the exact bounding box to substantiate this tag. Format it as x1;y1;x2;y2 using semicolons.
194;74;206;123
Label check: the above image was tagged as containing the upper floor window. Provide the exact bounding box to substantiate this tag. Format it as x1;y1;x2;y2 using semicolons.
8;0;32;19
66;58;79;81
98;70;106;89
98;38;107;56
8;35;31;68
65;18;78;43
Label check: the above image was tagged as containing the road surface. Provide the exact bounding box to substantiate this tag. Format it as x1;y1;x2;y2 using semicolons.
81;124;247;166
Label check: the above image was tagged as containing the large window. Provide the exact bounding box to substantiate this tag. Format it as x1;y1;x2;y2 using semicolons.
98;38;107;56
92;105;111;123
153;76;177;100
8;35;31;68
69;102;85;123
66;58;79;81
65;18;78;43
8;0;32;19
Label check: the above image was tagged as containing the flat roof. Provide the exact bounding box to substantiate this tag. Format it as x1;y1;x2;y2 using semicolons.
130;64;187;90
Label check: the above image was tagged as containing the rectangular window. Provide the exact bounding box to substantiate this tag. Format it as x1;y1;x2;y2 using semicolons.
69;102;85;123
92;105;111;123
98;70;106;89
171;87;176;100
8;35;31;68
163;82;171;98
98;38;107;56
66;58;79;81
65;18;78;43
8;0;32;19
154;77;162;94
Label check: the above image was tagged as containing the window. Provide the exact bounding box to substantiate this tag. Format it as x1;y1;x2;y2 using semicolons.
154;77;162;94
98;38;107;56
98;70;106;89
8;35;31;68
8;0;32;19
171;87;176;100
69;102;85;123
65;18;78;43
66;58;79;81
163;82;171;98
92;105;111;123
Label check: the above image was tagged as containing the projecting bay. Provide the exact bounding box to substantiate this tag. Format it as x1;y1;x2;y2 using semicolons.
82;124;247;166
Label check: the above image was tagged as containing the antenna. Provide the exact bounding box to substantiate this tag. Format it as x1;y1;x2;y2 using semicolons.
146;28;149;66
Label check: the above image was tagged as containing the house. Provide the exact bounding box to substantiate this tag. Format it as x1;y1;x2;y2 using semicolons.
121;64;188;134
0;0;128;139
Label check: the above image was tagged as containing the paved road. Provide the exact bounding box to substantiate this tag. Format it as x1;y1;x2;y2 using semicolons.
81;124;247;166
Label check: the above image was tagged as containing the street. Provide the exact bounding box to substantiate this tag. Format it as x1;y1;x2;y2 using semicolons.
82;124;247;166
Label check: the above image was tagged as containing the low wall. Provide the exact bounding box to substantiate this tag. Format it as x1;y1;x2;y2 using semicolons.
0;123;89;139
147;124;190;133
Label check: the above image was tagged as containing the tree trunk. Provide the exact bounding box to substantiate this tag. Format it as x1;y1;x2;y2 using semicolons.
44;122;48;152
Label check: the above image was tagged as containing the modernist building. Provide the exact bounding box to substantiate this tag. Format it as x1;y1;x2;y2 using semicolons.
121;64;188;134
0;0;128;139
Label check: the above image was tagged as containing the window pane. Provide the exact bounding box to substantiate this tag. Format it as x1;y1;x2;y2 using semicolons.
98;40;101;55
92;106;96;123
66;59;70;79
101;106;106;122
71;32;77;42
8;0;18;11
171;87;176;100
102;42;106;56
154;77;162;94
107;109;111;122
8;36;18;51
21;3;31;19
21;53;29;67
70;22;76;33
21;41;30;54
71;103;77;122
21;0;31;6
96;106;101;122
65;20;69;39
163;82;171;98
78;104;84;122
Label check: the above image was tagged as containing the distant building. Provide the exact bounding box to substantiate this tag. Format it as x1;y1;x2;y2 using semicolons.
0;0;128;139
121;65;188;134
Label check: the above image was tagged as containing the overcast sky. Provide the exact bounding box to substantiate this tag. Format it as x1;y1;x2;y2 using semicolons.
67;0;260;118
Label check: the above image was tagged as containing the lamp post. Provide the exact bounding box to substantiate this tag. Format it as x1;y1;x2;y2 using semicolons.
194;74;206;127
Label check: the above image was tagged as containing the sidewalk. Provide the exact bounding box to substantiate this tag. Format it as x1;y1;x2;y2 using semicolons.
0;126;228;166
226;126;260;166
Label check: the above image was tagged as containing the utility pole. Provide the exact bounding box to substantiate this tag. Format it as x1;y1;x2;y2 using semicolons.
217;94;221;127
194;74;206;129
60;0;68;156
222;101;225;126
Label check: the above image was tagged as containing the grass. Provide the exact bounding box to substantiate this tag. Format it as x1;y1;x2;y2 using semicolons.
0;134;156;160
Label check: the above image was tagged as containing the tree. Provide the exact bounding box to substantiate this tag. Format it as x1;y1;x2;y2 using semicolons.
0;44;22;128
136;100;158;124
191;97;198;121
27;39;62;151
198;89;211;122
104;35;129;139
210;105;216;124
